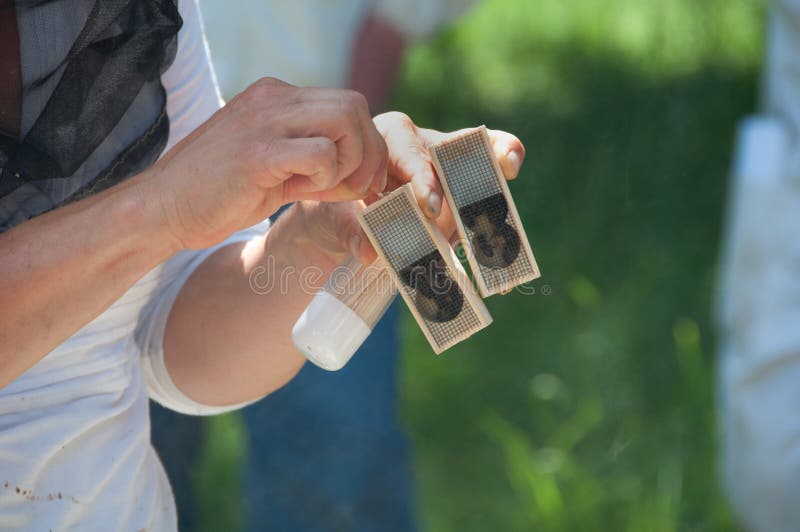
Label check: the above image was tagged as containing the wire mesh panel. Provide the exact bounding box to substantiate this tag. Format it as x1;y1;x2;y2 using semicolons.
432;126;540;296
360;185;490;353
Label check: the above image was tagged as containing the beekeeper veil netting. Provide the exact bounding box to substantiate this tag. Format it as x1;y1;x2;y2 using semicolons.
0;0;182;230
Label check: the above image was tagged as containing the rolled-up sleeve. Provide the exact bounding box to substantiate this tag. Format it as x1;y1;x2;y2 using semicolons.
136;220;270;416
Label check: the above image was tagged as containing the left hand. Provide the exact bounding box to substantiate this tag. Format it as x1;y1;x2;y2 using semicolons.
291;112;526;265
372;111;525;234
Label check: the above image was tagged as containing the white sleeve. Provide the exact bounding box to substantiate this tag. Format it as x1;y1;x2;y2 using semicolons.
162;0;223;152
137;0;270;415
373;0;478;40
138;220;271;416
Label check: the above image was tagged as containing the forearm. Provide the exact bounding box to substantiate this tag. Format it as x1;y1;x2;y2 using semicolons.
0;171;176;388
163;204;346;406
0;77;387;394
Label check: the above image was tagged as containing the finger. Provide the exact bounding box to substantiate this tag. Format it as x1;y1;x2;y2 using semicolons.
488;129;525;180
342;101;388;195
416;125;526;180
323;200;377;265
435;193;458;241
353;228;378;265
255;76;293;88
340;202;378;265
258;137;338;189
380;114;444;219
228;76;292;103
367;109;389;194
362;192;382;206
281;95;365;186
283;179;362;204
291;88;380;187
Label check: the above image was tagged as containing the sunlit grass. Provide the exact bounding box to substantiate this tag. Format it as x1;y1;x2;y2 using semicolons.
401;0;763;117
194;413;246;532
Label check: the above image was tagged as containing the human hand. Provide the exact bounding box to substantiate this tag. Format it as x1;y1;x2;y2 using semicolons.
270;200;375;274
288;115;526;268
145;77;387;250
372;112;526;239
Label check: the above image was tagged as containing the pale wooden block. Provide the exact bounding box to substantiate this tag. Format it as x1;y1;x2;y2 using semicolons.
358;184;492;354
430;125;540;297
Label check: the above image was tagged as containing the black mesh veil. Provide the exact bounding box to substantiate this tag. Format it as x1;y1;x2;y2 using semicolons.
0;0;182;230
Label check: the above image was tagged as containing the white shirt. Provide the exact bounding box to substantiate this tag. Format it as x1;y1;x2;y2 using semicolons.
0;1;265;530
199;0;477;97
718;1;800;530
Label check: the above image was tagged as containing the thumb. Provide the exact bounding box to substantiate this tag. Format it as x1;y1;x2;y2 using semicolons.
302;200;377;265
351;228;378;265
336;201;378;266
258;137;339;191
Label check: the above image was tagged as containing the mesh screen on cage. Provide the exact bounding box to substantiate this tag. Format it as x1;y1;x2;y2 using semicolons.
359;184;492;354
431;126;540;296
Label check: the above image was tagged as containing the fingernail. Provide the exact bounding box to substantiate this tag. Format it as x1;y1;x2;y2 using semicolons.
372;171;387;194
427;192;441;218
349;234;362;258
360;179;371;195
506;150;523;177
379;171;388;192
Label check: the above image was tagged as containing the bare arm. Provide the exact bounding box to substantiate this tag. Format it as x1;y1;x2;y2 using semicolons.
162;200;371;405
0;174;176;388
0;78;385;390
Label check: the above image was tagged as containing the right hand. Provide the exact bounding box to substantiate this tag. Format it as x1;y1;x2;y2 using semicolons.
146;77;387;250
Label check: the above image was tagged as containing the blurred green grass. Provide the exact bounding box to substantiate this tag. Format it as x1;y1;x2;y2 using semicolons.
394;0;761;531
198;1;764;530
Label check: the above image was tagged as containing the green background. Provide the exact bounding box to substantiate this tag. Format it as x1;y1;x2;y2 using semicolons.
196;1;764;530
